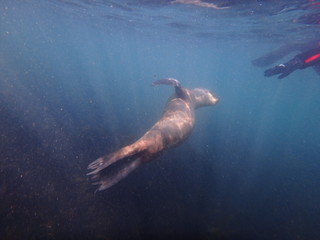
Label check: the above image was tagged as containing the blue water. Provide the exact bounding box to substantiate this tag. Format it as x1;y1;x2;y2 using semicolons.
1;0;320;239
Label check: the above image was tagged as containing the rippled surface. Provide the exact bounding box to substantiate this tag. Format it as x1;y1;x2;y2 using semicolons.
44;0;320;42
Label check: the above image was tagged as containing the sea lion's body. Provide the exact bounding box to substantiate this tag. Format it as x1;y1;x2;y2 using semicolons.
88;78;219;191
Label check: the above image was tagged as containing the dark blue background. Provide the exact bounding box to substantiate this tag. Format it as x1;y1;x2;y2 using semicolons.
1;1;320;239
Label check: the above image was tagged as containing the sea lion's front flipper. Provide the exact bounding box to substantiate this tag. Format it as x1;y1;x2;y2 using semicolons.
151;78;181;88
151;78;187;99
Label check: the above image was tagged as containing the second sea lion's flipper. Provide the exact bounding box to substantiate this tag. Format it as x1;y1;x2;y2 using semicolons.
252;44;301;67
151;78;181;88
312;64;320;76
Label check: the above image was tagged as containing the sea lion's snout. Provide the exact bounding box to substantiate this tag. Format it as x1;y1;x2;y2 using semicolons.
193;88;219;108
208;90;219;105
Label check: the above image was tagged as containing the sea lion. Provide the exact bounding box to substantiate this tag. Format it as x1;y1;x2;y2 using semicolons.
87;78;219;191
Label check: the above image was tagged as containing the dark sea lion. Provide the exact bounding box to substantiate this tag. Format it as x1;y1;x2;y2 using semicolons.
87;78;219;191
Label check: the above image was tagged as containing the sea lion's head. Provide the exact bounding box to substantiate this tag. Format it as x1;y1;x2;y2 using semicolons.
192;88;219;108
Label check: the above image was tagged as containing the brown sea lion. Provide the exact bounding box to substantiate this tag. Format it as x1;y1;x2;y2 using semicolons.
87;78;219;191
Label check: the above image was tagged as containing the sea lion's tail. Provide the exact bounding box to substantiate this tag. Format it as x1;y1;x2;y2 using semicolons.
151;78;181;88
87;144;146;191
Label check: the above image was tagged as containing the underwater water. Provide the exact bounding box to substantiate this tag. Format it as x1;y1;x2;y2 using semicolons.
1;0;320;239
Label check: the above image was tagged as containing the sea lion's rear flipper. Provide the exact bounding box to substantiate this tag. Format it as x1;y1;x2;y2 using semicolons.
92;157;142;191
87;145;146;191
